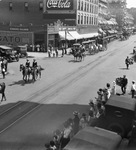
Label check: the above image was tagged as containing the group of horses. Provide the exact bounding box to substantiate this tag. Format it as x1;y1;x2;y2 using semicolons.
20;64;41;82
70;47;86;62
71;43;106;62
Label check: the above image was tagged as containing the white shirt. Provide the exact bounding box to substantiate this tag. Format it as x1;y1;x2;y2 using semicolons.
131;83;136;91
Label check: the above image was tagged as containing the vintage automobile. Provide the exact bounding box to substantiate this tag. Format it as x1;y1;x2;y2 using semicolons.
95;95;136;138
14;45;28;58
0;45;19;62
64;126;122;150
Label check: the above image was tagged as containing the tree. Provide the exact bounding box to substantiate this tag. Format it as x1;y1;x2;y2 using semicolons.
127;8;136;25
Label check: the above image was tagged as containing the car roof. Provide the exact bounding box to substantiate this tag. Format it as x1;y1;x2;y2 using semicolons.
0;45;12;50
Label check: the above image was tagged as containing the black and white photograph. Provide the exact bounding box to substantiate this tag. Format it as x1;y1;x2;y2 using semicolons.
0;0;136;150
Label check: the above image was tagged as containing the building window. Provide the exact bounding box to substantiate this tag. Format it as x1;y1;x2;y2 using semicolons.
39;2;43;10
24;2;28;10
9;2;13;10
78;0;80;10
84;2;86;11
87;15;89;24
84;15;86;24
81;14;83;24
78;13;80;24
81;1;83;11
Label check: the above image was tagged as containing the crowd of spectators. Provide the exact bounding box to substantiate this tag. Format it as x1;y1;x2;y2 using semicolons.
44;81;117;150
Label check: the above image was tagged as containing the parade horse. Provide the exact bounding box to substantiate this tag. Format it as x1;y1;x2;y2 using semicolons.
71;49;83;62
0;82;6;102
20;64;31;82
31;65;42;81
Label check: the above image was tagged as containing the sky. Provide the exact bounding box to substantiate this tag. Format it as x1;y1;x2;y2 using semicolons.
126;0;136;8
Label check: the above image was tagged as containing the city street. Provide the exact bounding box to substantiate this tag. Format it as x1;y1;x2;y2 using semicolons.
0;35;136;150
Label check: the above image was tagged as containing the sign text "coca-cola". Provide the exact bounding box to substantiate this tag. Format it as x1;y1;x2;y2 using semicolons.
46;0;73;10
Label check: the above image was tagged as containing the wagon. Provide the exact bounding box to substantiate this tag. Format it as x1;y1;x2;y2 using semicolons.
82;40;96;54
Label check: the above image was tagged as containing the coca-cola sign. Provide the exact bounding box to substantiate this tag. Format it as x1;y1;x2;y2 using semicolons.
45;0;73;10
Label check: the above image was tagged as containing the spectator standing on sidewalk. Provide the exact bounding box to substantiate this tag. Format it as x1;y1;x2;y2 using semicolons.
121;75;128;95
125;56;130;69
61;45;64;57
131;80;136;98
72;111;80;135
112;81;116;95
79;113;88;129
52;48;56;58
48;47;51;58
55;47;58;57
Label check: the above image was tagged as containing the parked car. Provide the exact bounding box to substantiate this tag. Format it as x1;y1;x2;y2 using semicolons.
0;45;19;62
64;126;122;150
14;45;28;58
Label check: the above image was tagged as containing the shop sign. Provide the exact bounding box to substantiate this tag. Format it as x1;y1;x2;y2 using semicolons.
10;27;29;31
59;26;76;31
48;26;59;34
0;31;33;46
45;0;73;11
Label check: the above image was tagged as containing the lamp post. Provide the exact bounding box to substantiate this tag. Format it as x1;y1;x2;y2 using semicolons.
65;28;67;54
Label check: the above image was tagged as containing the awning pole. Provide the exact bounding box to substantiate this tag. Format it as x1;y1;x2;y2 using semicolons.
65;29;67;54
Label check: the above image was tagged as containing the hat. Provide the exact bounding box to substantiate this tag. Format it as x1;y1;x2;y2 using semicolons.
132;80;135;83
73;111;79;116
123;75;126;77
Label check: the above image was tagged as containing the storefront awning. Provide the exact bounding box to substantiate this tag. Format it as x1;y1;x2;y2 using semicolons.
69;31;82;40
59;31;75;41
80;32;98;39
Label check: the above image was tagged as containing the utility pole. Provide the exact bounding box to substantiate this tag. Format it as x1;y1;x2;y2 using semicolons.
65;28;67;54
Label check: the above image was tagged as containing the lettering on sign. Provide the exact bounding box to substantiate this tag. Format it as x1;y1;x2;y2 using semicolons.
0;31;33;46
46;0;73;10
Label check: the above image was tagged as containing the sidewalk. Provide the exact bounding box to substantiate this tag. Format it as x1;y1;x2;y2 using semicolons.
27;48;71;58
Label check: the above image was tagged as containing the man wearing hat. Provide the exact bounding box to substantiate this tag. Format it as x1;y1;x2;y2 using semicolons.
25;59;30;68
32;59;38;68
121;75;128;94
131;80;136;98
73;111;80;135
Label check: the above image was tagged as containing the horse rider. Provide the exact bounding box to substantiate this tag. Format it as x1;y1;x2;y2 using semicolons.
32;59;38;68
25;59;31;72
25;59;30;68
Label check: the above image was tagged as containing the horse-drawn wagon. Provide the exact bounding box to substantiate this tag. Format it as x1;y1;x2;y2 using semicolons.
71;43;85;61
82;40;97;55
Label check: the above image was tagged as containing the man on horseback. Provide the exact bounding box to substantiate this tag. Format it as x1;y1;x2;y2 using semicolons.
25;59;30;68
32;59;37;68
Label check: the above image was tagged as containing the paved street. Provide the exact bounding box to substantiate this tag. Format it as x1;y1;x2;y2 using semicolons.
0;35;136;149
